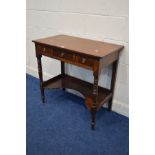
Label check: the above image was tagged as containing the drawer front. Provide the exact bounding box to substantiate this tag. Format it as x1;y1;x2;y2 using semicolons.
53;50;75;62
36;44;96;70
76;55;94;69
36;45;53;57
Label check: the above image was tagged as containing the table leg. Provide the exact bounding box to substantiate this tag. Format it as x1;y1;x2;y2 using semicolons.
36;55;45;103
108;60;118;111
91;71;99;130
61;61;65;91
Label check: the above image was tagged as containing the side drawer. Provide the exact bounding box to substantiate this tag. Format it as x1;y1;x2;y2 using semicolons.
75;55;94;69
36;44;53;57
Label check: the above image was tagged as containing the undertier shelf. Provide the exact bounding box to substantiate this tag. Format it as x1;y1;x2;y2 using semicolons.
43;74;112;109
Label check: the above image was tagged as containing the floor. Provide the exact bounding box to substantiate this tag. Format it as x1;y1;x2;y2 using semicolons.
26;74;129;155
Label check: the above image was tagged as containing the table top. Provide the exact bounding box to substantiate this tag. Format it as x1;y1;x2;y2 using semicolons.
33;35;123;58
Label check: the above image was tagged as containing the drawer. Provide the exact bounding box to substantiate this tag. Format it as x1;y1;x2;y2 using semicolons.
76;55;94;69
36;45;53;57
53;50;75;62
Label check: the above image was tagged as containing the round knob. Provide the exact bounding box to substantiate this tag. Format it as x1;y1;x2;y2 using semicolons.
61;52;64;57
82;58;86;63
43;48;46;52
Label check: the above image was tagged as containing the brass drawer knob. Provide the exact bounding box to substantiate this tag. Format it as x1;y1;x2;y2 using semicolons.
61;52;64;57
82;58;86;63
43;48;46;52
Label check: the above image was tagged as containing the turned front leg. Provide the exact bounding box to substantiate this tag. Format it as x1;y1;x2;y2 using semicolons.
108;60;118;111
61;61;65;91
36;55;45;103
91;71;99;130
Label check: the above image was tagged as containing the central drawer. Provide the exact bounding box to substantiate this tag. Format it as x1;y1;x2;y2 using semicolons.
53;49;75;62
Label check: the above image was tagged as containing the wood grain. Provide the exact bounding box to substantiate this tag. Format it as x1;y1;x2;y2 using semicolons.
33;35;123;58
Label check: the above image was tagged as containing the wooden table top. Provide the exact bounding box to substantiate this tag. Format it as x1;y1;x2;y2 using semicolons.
33;35;123;58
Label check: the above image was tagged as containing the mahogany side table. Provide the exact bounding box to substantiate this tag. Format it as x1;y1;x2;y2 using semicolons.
32;35;124;130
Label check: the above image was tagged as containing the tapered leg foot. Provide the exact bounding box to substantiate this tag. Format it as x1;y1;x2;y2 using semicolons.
109;61;118;112
91;107;96;130
41;96;45;103
40;86;45;103
108;99;112;111
37;55;45;104
91;122;95;130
